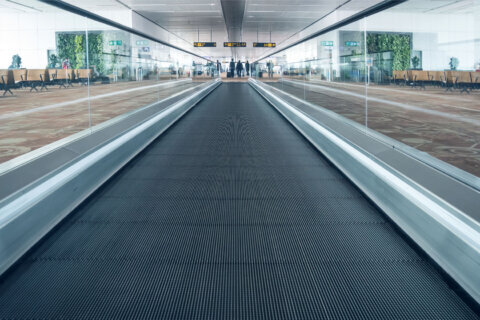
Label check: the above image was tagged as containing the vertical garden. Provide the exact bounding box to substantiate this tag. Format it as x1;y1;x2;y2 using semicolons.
56;32;105;74
366;33;412;71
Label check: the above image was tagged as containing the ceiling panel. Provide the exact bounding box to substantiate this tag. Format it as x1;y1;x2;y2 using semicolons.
132;0;354;59
41;0;405;60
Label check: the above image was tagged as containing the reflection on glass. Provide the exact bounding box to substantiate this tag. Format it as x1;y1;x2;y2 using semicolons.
257;0;480;179
0;0;208;167
0;7;90;164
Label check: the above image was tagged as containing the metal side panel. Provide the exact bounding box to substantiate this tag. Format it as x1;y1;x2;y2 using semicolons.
0;79;221;276
249;78;480;304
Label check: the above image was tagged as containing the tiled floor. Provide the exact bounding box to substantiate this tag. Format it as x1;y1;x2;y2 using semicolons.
0;79;201;164
270;79;480;177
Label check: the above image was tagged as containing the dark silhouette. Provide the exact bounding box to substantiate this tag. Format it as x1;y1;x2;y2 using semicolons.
267;61;273;78
236;60;244;78
229;59;235;78
216;60;221;73
245;60;250;76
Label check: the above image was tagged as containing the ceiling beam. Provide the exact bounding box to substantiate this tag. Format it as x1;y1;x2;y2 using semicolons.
220;0;246;58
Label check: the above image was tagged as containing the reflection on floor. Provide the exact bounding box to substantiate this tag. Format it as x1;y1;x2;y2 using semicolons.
270;79;480;177
0;79;200;164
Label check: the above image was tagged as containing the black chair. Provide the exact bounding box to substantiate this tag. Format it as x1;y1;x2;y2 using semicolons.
0;70;13;96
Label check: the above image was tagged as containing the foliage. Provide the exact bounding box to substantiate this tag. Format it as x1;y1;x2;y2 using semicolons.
74;35;85;69
87;33;104;74
411;56;420;69
56;33;76;66
110;49;119;71
367;33;411;71
47;54;61;68
8;54;22;69
56;32;105;74
449;57;459;70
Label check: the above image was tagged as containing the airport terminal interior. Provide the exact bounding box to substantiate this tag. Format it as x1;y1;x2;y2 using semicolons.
0;0;479;318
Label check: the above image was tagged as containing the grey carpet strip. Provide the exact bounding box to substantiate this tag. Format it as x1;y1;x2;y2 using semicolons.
0;83;478;319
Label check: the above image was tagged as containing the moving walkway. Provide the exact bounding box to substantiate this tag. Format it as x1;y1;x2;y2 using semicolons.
0;83;478;319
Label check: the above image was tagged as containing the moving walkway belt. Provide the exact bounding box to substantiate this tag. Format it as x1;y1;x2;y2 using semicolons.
0;83;478;319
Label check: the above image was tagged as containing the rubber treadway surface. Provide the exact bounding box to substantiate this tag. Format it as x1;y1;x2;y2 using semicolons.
0;83;478;319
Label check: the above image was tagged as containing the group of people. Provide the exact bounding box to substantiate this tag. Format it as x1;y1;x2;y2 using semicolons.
214;59;274;78
225;59;251;78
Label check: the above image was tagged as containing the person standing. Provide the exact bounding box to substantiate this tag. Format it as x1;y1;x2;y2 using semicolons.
245;60;250;76
229;58;235;78
62;58;70;69
216;60;221;76
236;60;244;78
267;61;273;79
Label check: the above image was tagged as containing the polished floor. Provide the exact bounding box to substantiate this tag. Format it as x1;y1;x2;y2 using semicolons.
0;79;200;164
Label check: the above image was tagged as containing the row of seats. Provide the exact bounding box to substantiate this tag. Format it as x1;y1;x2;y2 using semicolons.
392;70;480;92
0;69;92;96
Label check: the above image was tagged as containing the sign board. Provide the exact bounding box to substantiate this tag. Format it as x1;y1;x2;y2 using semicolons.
345;41;360;47
321;41;334;46
109;40;123;46
253;42;276;48
194;42;217;47
136;40;149;46
224;42;246;47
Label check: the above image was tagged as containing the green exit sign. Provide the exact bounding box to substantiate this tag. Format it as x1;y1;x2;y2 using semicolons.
136;40;149;46
321;41;334;46
345;41;360;47
109;40;123;46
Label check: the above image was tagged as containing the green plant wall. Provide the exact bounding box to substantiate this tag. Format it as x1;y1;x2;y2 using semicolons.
56;33;76;66
56;32;105;74
367;33;411;71
74;34;85;69
88;33;104;74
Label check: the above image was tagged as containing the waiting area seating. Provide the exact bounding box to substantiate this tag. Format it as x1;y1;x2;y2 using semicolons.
0;70;13;96
75;69;92;86
49;69;75;88
392;70;479;93
0;68;92;96
25;69;48;92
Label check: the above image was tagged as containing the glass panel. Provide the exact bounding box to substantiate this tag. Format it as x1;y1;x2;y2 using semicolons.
304;20;367;126
254;0;480;180
264;19;368;128
0;0;209;168
0;4;90;164
366;0;480;177
87;20;198;128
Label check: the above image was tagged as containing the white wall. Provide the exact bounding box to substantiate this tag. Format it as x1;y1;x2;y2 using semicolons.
366;11;478;70
0;10;117;69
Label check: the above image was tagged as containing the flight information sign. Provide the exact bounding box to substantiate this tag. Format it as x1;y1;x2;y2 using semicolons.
224;42;246;47
345;41;360;47
253;42;276;48
194;42;217;47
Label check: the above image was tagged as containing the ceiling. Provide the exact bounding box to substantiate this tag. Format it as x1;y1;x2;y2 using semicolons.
133;0;351;59
390;0;477;14
4;0;477;60
59;0;358;60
